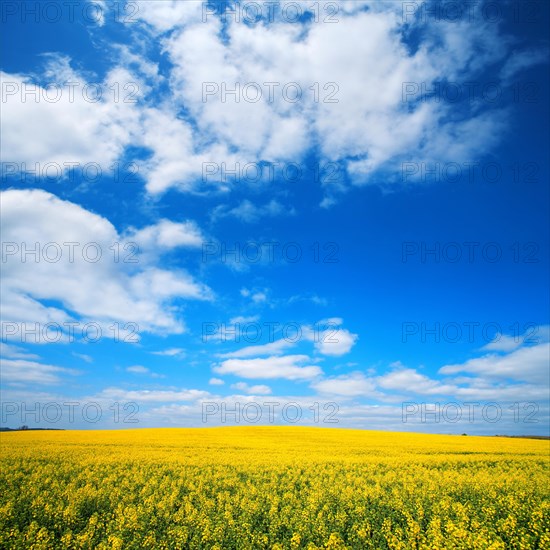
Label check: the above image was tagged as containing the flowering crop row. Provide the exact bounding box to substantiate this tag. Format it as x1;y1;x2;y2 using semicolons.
0;427;548;549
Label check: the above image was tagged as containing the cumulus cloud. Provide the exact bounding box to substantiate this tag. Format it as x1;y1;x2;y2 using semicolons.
118;1;532;203
311;371;376;397
0;189;212;337
378;367;456;395
229;315;260;325
0;343;39;360
4;4;540;204
130;0;204;33
314;327;358;356
126;365;164;378
1;358;80;385
1;56;140;173
499;48;549;84
439;342;550;385
240;287;270;304
150;348;186;357
214;354;323;380
311;330;550;402
231;382;272;395
212;199;295;223
99;387;211;402
128;219;205;251
218;338;296;359
303;318;358;356
481;325;549;353
72;352;93;364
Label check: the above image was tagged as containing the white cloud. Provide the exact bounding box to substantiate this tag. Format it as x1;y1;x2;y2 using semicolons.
113;43;161;81
88;0;107;26
126;365;150;374
311;371;376;397
252;292;268;304
212;317;357;359
128;268;210;301
310;332;550;403
99;387;210;402
5;7;542;204
128;219;205;251
482;334;523;353
317;317;343;326
121;2;527;202
126;365;164;378
240;287;270;304
208;377;225;386
378;367;456;395
0;189;212;337
72;352;93;364
151;348;186;357
231;382;272;395
314;327;358;356
482;325;549;353
439;342;550;385
1;58;140;173
212;199;295;223
1;358;80;385
229;315;259;325
500;48;549;84
302;318;358;356
131;0;204;33
287;294;328;307
214;354;323;380
218;338;295;358
0;343;39;360
137;106;241;194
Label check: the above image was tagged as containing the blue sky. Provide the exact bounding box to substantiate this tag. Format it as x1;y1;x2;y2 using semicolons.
1;0;549;433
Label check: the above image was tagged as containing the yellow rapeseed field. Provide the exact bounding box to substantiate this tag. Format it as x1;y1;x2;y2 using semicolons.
0;427;549;549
